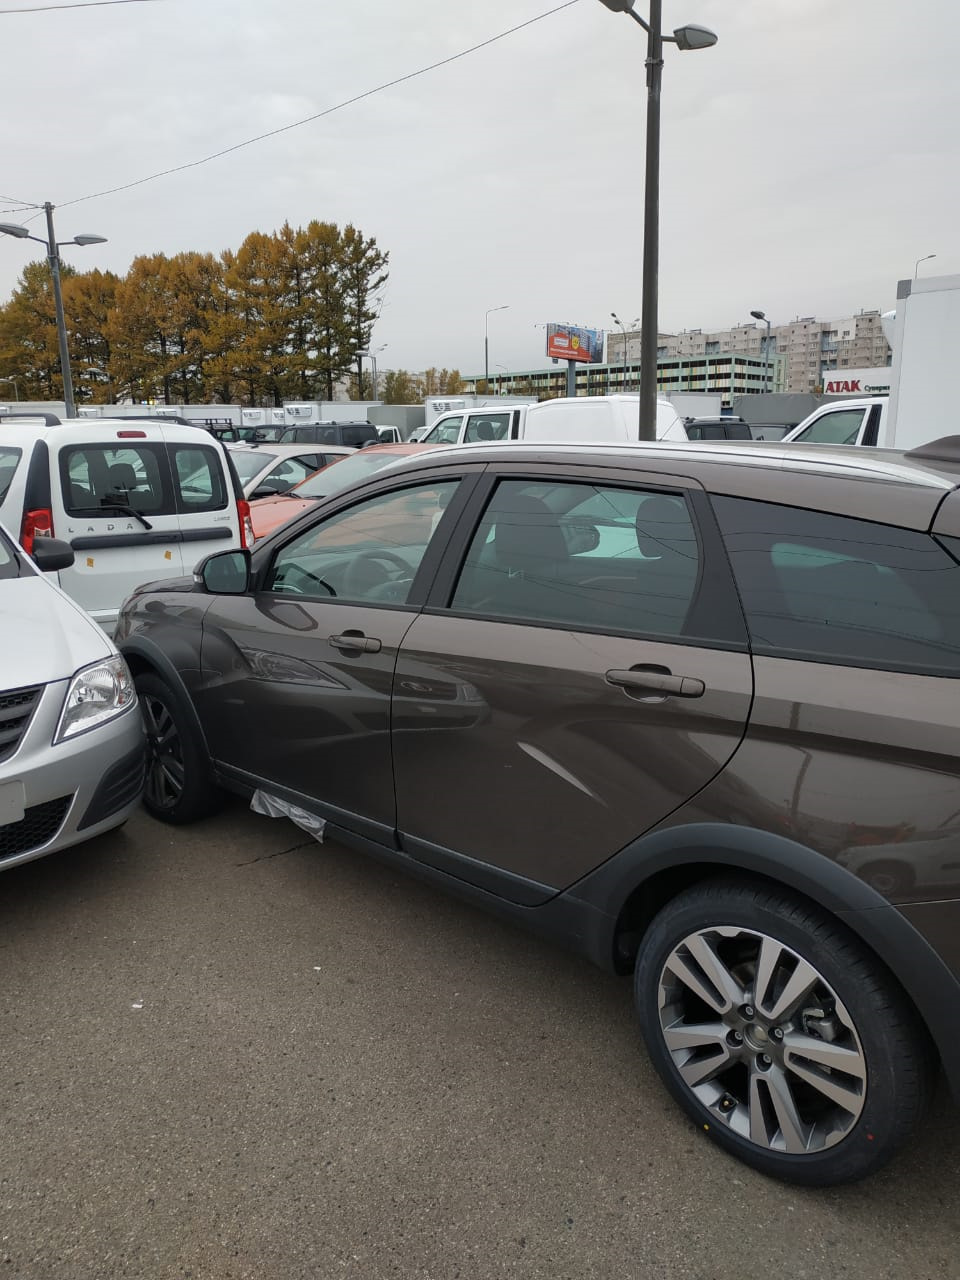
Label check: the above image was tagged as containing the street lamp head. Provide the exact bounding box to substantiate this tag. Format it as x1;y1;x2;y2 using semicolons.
673;23;718;50
71;234;107;247
598;0;635;10
0;222;31;239
750;310;766;321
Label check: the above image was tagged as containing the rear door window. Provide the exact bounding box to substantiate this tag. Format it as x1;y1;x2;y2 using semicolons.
60;444;170;515
339;425;377;448
713;496;960;675
171;444;229;512
449;478;714;641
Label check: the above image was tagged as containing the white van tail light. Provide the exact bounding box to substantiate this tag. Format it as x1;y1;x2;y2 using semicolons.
237;498;254;548
21;508;54;556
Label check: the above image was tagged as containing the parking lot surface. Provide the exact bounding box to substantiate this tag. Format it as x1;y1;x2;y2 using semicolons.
0;800;958;1279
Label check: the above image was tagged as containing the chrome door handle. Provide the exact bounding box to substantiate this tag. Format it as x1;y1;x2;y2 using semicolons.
329;632;382;654
605;667;705;698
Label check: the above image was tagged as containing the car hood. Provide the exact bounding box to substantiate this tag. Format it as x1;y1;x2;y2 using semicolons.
251;496;313;537
3;576;113;686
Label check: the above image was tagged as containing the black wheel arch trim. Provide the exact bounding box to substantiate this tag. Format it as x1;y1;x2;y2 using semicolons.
119;634;212;758
565;822;960;1095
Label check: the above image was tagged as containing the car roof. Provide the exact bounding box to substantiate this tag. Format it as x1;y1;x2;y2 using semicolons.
228;442;354;457
361;440;960;531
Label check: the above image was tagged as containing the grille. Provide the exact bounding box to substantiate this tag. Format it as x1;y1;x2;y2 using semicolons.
0;795;72;861
0;685;42;764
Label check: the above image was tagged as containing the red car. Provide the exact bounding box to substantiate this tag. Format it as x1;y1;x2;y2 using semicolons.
249;443;440;540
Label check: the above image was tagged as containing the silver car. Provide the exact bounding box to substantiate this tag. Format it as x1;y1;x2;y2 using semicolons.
0;523;144;870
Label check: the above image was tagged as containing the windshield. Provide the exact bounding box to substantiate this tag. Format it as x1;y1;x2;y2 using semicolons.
230;449;277;482
293;451;412;499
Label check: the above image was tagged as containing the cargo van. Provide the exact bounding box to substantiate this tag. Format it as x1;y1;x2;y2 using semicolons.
519;395;688;443
419;396;689;447
0;417;251;633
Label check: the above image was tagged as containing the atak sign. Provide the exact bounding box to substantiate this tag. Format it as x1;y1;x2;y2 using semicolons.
822;366;893;396
546;323;604;364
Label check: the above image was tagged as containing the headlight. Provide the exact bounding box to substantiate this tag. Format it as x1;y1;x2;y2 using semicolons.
55;656;137;743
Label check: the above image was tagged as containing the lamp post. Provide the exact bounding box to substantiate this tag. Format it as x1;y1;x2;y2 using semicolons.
356;344;387;401
597;1;717;439
484;305;508;395
750;309;772;392
610;311;640;391
0;377;19;401
0;203;107;419
914;253;936;279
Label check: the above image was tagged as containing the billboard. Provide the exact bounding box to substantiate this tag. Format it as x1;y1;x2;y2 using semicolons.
546;323;604;364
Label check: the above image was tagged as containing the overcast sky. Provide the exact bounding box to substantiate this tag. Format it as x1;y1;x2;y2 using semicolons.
1;0;957;379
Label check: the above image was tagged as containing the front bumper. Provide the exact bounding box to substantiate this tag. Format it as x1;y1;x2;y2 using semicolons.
0;680;145;871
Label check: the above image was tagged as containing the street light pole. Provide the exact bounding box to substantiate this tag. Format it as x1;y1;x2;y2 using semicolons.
914;253;936;279
750;309;772;392
598;2;717;440
44;203;76;419
610;312;629;392
0;205;107;420
484;305;508;395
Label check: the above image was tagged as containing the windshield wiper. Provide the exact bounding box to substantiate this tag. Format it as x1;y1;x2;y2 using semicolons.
98;500;153;531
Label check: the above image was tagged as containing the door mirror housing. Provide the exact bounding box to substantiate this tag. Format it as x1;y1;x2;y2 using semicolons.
30;536;75;573
196;548;251;595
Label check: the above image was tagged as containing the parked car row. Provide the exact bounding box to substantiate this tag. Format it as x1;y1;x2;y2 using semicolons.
4;406;959;1188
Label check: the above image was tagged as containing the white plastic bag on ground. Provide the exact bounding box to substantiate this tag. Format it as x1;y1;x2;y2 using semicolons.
250;790;327;843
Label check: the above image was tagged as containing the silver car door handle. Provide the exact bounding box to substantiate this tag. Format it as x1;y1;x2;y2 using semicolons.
605;668;705;698
329;632;382;654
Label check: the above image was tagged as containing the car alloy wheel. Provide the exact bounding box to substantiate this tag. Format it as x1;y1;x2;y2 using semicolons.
656;925;867;1155
141;690;186;813
635;880;934;1184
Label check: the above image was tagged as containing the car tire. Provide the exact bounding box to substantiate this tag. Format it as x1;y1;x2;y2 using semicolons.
634;877;935;1186
136;672;221;825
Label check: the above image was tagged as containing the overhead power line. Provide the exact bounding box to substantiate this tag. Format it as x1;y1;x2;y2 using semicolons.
0;0;160;14
57;0;581;209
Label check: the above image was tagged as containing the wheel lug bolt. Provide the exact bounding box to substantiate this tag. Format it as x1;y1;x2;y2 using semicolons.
728;1030;743;1044
772;1027;784;1041
759;1054;772;1067
741;1005;755;1019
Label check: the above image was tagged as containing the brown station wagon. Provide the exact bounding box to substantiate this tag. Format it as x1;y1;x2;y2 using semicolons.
115;438;960;1185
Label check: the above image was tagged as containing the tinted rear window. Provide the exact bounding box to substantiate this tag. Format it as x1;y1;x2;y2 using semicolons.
713;495;960;676
339;424;377;448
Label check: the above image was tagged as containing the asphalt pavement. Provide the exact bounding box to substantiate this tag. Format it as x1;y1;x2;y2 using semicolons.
0;799;958;1279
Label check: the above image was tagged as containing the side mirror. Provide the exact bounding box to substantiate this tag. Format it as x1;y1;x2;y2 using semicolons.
195;548;251;595
30;536;75;572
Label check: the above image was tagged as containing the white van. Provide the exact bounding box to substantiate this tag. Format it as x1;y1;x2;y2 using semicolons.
420;395;688;447
519;395;688;443
0;417;251;633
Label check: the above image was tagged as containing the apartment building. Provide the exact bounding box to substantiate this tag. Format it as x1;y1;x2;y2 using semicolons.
607;310;892;394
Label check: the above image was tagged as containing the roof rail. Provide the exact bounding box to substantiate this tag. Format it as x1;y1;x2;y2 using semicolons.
904;436;960;464
0;411;62;426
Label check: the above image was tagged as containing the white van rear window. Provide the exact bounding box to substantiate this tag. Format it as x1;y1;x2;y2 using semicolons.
60;443;229;517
